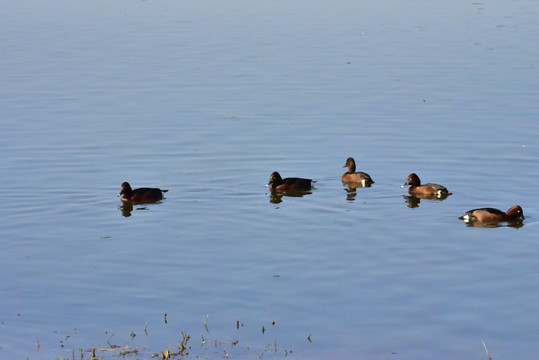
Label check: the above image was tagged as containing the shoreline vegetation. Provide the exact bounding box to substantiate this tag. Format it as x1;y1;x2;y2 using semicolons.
24;314;494;360
33;314;299;360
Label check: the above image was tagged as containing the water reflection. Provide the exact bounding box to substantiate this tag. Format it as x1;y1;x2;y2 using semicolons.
119;202;134;217
342;183;371;201
403;193;451;208
268;190;313;204
118;202;158;217
461;219;525;229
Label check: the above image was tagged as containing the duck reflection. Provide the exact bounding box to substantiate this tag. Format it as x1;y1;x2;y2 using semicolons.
268;189;313;204
343;184;363;201
462;220;524;229
119;202;134;217
118;201;160;217
403;193;451;208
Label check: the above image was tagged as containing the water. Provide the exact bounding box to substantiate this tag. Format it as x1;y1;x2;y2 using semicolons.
1;1;539;359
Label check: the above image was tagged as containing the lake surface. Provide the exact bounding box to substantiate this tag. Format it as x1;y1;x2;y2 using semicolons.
1;1;538;359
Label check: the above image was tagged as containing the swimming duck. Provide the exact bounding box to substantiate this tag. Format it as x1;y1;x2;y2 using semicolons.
341;157;374;187
403;173;452;198
267;172;314;191
119;182;168;203
459;205;524;224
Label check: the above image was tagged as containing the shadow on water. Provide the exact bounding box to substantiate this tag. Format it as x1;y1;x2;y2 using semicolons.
342;182;372;202
268;189;314;204
402;194;451;208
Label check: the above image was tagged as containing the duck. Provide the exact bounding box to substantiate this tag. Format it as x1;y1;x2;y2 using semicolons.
267;172;313;191
119;182;168;203
459;205;524;224
341;157;374;186
403;173;452;198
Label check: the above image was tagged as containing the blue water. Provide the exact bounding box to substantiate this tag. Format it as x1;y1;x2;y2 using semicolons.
1;1;538;359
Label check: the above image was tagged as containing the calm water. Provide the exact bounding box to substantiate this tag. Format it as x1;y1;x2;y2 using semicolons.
1;1;539;359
